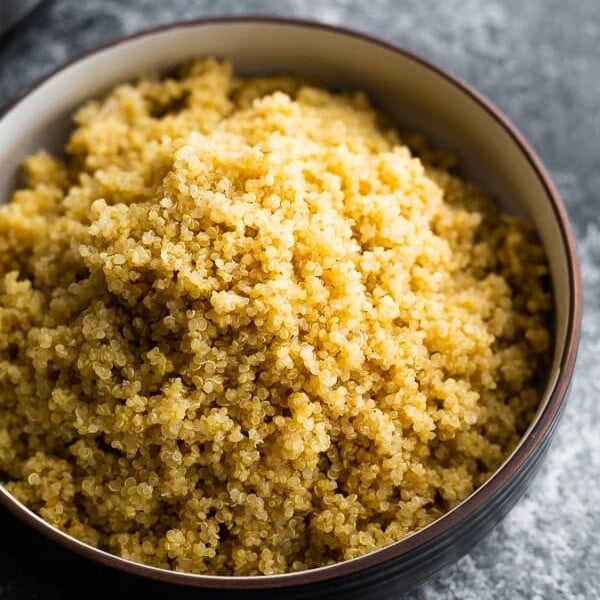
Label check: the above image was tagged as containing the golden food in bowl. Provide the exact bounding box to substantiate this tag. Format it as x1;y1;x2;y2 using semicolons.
0;58;551;576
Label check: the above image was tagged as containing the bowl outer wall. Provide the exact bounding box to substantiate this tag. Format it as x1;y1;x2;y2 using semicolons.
0;16;582;593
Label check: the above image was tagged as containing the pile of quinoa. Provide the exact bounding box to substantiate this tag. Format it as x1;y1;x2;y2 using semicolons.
0;59;551;575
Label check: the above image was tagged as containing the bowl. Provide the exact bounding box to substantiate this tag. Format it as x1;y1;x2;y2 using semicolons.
0;16;581;598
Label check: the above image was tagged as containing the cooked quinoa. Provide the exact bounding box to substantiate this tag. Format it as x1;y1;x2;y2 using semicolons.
0;59;551;575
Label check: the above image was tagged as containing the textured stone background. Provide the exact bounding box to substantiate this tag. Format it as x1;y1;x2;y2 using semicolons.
0;1;598;598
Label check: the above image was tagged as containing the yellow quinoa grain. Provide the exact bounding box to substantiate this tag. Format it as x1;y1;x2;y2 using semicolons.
0;58;551;575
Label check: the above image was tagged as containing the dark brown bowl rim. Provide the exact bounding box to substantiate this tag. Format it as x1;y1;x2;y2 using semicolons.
0;15;582;590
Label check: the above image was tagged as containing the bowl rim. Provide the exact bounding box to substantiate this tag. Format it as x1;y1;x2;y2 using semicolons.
0;14;582;590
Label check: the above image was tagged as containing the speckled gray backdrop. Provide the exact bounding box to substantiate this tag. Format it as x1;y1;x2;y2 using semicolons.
0;1;598;599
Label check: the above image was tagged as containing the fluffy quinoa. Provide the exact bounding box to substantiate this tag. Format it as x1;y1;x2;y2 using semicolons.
0;59;551;575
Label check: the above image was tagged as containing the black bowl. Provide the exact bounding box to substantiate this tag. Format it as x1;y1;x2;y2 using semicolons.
0;17;581;597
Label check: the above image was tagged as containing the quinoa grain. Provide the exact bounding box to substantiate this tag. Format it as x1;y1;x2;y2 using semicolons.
0;59;551;575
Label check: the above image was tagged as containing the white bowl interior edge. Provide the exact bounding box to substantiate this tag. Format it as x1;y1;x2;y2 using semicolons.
0;21;568;427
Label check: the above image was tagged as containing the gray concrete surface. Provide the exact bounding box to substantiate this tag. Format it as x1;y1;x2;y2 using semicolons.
0;1;598;598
